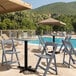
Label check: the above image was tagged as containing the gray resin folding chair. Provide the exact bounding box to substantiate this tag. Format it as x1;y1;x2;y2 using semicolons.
59;35;71;53
35;42;58;76
62;40;76;68
1;39;20;66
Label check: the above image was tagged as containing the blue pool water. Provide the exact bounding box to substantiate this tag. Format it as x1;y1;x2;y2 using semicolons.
28;37;76;48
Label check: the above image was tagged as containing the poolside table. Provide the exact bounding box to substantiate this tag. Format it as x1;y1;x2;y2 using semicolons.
15;38;36;73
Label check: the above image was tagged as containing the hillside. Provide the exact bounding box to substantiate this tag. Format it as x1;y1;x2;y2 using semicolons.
31;2;76;15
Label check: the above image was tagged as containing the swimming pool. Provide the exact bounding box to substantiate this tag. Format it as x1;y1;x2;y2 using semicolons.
28;37;76;48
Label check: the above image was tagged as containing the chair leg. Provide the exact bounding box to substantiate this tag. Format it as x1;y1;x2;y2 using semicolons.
68;56;71;68
2;52;4;65
43;58;52;76
69;52;75;64
15;52;20;66
35;57;42;71
59;44;63;53
46;58;49;65
11;53;13;62
63;52;65;64
63;51;74;68
68;53;74;67
53;55;58;75
2;52;7;65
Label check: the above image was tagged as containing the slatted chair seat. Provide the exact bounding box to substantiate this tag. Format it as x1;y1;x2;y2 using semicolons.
35;53;52;59
4;50;20;54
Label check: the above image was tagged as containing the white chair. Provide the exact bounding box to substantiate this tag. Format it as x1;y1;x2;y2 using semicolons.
1;39;20;66
35;42;58;76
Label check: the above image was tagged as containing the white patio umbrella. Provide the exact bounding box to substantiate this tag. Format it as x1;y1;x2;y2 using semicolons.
0;0;32;14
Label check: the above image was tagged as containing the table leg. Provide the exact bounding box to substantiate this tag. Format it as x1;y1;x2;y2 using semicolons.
18;40;36;73
25;40;28;69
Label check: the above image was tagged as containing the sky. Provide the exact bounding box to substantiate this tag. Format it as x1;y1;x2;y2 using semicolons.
23;0;76;9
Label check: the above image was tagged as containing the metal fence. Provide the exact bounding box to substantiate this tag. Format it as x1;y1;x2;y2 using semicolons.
0;30;36;39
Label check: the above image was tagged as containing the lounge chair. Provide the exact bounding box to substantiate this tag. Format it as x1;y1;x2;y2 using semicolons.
62;40;76;68
35;41;58;76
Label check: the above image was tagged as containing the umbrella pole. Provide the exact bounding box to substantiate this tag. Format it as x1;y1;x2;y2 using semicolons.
53;35;55;42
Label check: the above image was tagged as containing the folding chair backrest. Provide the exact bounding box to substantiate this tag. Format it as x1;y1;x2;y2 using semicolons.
62;40;76;55
62;40;72;53
65;35;71;41
62;40;73;51
59;35;71;52
1;39;14;52
38;35;58;54
45;42;57;54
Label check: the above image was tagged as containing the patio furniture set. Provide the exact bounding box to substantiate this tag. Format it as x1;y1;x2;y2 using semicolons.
0;34;76;76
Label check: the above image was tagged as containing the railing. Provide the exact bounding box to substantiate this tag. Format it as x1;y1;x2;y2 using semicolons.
0;30;36;39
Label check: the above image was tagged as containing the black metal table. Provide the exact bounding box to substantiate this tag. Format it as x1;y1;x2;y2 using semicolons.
16;39;36;73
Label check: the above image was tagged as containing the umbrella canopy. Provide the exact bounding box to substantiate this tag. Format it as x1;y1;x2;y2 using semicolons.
0;0;32;14
38;18;66;25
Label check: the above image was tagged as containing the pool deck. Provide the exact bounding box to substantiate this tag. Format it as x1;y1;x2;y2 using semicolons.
0;42;76;76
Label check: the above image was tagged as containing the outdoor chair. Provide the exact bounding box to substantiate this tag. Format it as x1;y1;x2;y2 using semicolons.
1;39;20;66
62;40;76;68
58;35;71;53
35;42;58;76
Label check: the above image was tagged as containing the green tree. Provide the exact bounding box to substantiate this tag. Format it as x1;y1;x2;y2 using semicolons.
0;22;7;29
